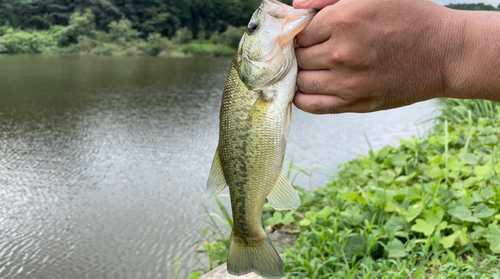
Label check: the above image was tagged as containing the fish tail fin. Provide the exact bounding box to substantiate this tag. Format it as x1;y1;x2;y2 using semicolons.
227;233;284;278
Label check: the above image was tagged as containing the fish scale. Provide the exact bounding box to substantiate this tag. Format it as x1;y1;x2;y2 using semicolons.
206;1;315;277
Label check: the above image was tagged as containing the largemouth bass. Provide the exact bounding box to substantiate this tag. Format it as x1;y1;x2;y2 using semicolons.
206;0;315;277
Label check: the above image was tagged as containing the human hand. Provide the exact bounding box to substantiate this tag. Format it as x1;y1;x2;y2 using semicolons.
292;0;464;114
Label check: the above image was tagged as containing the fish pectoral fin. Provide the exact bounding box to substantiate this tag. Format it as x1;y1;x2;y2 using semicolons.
206;149;228;197
284;103;292;141
267;170;300;210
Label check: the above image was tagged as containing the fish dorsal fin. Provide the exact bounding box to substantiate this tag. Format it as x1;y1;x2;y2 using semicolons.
267;170;300;210
206;149;228;197
284;104;292;141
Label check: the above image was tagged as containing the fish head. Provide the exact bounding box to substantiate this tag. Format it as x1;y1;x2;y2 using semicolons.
235;0;315;91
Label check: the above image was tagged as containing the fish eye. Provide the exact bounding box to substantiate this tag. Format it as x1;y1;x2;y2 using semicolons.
247;22;259;34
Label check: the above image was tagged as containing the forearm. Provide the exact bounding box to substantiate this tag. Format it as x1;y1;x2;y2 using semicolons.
445;10;500;101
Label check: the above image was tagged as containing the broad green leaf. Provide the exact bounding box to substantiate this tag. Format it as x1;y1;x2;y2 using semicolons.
436;221;448;231
478;117;490;127
447;250;456;261
426;164;442;179
428;156;441;164
299;219;311;226
405;203;423;222
267;212;282;226
474;203;496;219
188;271;202;279
379;170;396;184
458;227;468;244
316;206;334;219
344;235;365;258
471;192;484;203
395;175;412;182
451;181;465;190
423;208;444;226
480;186;496;199
448;206;480;223
282;211;294;225
341;192;359;200
447;224;463;232
471;225;487;239
387;238;406;258
384;202;399;212
442;232;458;249
385;216;405;232
391;154;409;167
479;135;498;145
411;219;435;236
475;164;493;177
486;223;500;253
463;153;476;165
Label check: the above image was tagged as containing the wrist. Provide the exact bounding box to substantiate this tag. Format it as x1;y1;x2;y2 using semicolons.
443;10;500;101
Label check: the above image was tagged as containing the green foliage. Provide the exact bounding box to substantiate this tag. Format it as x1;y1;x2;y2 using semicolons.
90;43;122;56
192;197;232;275
0;8;238;56
108;19;140;43
218;26;246;49
3;1;494;57
69;9;96;37
181;43;234;57
446;3;499;11
0;0;496;48
194;99;500;278
53;9;97;47
273;99;500;277
2;28;56;53
172;27;193;45
145;33;171;56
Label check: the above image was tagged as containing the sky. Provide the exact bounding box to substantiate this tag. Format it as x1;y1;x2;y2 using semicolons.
434;0;500;6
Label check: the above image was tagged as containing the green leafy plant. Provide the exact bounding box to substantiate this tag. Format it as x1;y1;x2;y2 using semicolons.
194;99;500;278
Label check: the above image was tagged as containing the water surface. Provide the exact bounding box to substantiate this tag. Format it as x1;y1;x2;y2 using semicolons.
0;55;438;278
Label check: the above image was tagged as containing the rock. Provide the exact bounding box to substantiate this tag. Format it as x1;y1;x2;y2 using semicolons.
200;263;263;279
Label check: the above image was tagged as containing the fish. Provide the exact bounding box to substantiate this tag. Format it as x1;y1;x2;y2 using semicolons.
206;0;315;277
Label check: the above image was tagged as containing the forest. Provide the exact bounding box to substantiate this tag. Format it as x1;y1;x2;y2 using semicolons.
0;1;498;56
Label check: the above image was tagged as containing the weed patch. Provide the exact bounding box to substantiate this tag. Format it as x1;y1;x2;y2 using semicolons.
194;99;500;278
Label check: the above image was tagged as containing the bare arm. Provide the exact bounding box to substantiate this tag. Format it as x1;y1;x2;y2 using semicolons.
447;10;500;102
293;0;500;114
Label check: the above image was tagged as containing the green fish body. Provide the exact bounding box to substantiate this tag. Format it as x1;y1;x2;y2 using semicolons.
207;1;315;277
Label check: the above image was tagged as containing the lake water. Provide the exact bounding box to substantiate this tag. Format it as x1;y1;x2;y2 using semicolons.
0;55;439;278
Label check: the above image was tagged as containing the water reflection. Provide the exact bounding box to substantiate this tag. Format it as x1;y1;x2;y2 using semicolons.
0;55;439;278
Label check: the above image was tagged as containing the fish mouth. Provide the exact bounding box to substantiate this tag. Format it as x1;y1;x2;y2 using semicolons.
260;0;316;46
281;9;316;41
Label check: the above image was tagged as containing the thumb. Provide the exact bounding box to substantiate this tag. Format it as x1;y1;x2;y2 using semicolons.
293;0;340;9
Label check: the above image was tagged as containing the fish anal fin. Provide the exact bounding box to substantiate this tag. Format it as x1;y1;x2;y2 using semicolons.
267;170;300;210
227;233;283;278
206;149;228;197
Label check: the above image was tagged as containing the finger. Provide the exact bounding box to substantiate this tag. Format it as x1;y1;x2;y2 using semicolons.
296;43;334;70
293;92;348;114
296;70;338;95
294;92;374;114
293;0;340;9
296;6;335;47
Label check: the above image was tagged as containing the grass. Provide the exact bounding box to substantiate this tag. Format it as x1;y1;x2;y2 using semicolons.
192;99;500;279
